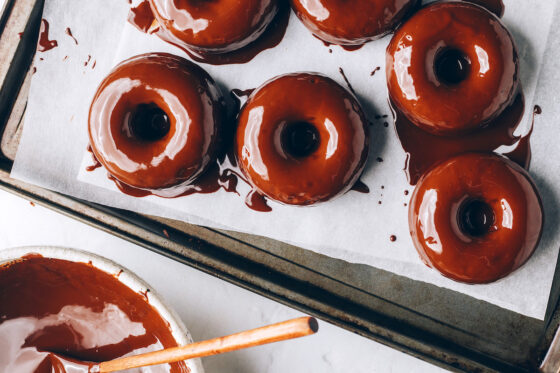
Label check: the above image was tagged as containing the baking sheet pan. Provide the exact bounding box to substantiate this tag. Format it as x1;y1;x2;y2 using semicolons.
2;1;560;371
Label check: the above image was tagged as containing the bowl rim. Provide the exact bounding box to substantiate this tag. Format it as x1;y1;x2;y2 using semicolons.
0;245;205;373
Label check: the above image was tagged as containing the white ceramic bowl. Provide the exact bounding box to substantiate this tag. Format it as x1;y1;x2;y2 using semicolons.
0;246;204;373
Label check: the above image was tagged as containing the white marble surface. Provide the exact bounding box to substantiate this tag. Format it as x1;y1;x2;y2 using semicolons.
0;189;445;372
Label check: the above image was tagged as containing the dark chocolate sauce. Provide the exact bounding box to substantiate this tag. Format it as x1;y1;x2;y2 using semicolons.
350;180;370;194
128;0;157;33
0;256;187;372
370;67;381;76
65;27;78;45
38;19;58;52
86;145;102;172
463;0;505;17
392;92;526;184
245;190;272;212
84;55;92;67
105;146;271;211
502;105;541;170
154;2;290;65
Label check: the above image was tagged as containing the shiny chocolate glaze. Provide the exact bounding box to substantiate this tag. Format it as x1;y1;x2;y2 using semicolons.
88;53;225;198
409;153;543;284
0;256;187;372
235;73;370;205
290;0;419;46
386;1;518;136
149;0;279;53
392;92;526;185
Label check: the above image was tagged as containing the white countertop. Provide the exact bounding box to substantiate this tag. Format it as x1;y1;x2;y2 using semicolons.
0;189;445;372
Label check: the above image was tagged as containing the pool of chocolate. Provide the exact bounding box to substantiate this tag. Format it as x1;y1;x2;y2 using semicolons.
0;255;189;372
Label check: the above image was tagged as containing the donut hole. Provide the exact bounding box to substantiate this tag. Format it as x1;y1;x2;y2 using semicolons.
281;121;320;158
129;103;170;141
434;48;471;86
458;199;495;237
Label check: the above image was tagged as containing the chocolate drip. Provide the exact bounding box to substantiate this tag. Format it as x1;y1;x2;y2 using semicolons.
502;104;541;169
38;19;58;52
86;145;102;172
392;92;526;185
65;27;78;45
128;0;156;33
246;190;272;212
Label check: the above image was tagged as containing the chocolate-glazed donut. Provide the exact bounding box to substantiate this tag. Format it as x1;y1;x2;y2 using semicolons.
290;0;418;46
409;153;543;284
149;0;278;54
89;53;224;197
386;2;519;136
235;73;370;205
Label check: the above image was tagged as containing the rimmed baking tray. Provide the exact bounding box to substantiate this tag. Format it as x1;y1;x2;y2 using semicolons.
2;1;560;371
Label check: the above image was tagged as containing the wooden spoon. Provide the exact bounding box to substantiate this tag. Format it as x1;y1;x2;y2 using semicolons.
93;316;318;372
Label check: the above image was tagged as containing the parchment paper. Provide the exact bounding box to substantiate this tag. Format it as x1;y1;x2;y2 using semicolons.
12;0;560;319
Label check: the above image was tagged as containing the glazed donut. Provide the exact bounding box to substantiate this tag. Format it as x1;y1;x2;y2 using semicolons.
235;73;369;205
386;2;519;136
290;0;419;46
409;153;543;284
149;0;279;54
88;53;224;197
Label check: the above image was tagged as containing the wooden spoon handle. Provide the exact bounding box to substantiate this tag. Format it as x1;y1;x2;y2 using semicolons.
97;317;318;372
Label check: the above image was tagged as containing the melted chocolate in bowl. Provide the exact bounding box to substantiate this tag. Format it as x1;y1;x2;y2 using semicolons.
0;254;190;373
